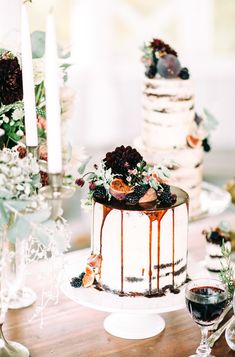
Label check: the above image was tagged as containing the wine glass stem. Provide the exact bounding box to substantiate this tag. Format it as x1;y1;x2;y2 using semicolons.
196;326;211;356
0;323;8;344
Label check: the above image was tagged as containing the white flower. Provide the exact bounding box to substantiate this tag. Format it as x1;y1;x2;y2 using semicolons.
12;109;24;121
0;147;41;200
2;114;9;123
0;173;6;185
16;129;24;137
0;128;5;137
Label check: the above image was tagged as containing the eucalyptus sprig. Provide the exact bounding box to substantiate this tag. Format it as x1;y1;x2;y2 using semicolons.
219;240;234;301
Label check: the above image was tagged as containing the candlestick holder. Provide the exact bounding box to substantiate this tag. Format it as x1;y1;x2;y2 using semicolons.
40;173;75;220
27;146;38;158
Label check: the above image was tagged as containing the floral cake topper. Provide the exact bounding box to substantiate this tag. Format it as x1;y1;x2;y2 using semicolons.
76;145;177;209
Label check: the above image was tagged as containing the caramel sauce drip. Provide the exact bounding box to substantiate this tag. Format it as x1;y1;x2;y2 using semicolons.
172;208;175;287
145;210;167;293
99;205;112;285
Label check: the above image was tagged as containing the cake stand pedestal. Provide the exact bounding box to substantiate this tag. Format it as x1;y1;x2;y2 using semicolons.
103;312;165;339
60;250;188;340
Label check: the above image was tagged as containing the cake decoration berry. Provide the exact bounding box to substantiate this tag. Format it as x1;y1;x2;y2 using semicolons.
93;186;107;200
70;272;85;288
202;137;211;152
145;65;157;79
179;67;190;80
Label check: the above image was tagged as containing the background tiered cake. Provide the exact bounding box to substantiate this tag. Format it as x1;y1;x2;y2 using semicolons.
135;39;213;217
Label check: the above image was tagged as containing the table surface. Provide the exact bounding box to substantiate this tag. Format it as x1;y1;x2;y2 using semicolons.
4;206;235;357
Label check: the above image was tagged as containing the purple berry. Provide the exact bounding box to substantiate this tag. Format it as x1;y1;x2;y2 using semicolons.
75;178;85;187
89;182;96;190
157;54;181;79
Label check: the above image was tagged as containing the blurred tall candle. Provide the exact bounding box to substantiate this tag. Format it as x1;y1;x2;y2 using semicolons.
21;4;38;147
45;12;62;174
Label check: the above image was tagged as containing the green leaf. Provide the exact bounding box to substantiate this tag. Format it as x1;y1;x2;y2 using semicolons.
7;217;32;243
31;31;45;59
149;179;159;191
0;200;9;227
78;156;91;175
203;108;219;131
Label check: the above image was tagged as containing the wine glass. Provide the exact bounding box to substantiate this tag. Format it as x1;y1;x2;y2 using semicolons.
185;278;228;357
0;225;30;357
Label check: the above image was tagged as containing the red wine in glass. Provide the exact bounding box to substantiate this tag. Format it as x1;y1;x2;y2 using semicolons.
185;279;228;357
186;286;228;326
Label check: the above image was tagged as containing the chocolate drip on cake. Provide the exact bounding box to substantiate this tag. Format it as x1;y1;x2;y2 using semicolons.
145;210;168;294
99;205;112;285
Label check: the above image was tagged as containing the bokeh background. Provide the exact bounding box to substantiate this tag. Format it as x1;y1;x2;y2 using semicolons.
0;0;235;247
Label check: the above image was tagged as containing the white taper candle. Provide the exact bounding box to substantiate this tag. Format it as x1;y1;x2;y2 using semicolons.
21;4;38;147
45;12;62;174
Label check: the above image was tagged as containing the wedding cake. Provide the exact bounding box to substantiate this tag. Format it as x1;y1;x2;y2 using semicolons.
135;39;212;217
72;146;189;297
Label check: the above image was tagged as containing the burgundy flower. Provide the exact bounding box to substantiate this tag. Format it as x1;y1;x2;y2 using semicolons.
0;53;23;105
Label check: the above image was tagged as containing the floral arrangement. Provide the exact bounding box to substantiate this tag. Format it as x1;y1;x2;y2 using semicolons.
141;38;189;80
0;147;41;200
0;32;72;150
76;145;177;209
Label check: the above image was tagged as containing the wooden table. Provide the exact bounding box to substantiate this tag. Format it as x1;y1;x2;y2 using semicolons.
4;208;235;357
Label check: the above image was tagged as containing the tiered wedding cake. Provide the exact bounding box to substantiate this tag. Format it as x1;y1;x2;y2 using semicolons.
135;39;211;216
72;146;189;297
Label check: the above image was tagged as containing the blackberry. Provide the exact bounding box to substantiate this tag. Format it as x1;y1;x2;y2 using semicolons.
134;184;150;198
179;67;190;80
93;186;107;200
161;183;171;192
158;191;176;206
70;272;85;288
145;65;157;79
202;138;211;152
125;193;139;205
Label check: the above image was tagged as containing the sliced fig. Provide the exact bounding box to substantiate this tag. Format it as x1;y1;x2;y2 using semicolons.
87;254;101;269
82;272;95;287
109;178;134;200
139;187;157;203
187;135;202;148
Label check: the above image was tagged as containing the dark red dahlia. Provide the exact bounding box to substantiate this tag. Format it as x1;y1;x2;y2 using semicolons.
150;39;177;57
0;53;23;105
104;145;144;177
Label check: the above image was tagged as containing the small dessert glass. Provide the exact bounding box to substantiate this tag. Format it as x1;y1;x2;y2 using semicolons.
185;278;228;357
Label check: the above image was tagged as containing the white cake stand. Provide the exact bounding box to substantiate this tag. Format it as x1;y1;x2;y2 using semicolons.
61;251;188;340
